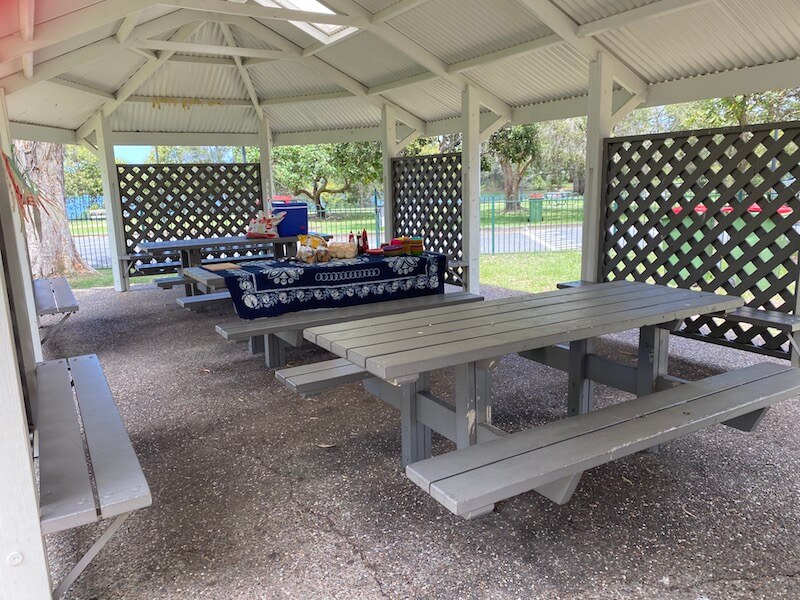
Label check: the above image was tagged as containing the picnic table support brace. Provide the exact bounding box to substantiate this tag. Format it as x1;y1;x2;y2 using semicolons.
568;339;594;415
399;374;431;466
265;334;287;369
454;362;492;449
40;312;72;344
637;325;670;396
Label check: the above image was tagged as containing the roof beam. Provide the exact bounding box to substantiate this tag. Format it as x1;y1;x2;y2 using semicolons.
514;0;648;96
225;15;427;132
127;95;252;106
77;21;204;140
115;12;142;43
126;38;296;60
47;78;116;101
367;72;437;95
577;0;713;38
372;0;429;23
19;0;34;78
327;0;512;119
0;0;155;63
261;91;354;105
446;34;562;74
218;22;263;119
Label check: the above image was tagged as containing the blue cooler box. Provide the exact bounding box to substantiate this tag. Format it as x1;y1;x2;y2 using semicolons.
272;201;309;236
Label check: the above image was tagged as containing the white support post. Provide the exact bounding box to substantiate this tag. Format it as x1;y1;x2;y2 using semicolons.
95;114;128;291
0;87;42;361
382;104;397;243
582;52;614;282
258;115;275;201
0;180;52;600
461;85;481;294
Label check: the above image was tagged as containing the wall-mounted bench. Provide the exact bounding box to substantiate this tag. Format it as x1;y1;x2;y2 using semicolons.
36;354;151;598
33;277;78;343
407;363;800;519
217;291;484;369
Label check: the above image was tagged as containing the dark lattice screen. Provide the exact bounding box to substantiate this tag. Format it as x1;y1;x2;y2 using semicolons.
601;121;800;358
392;153;463;286
117;163;262;275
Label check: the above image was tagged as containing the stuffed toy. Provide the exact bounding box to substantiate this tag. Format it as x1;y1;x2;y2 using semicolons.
246;210;285;239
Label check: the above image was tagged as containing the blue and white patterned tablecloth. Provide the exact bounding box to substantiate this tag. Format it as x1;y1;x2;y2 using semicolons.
219;252;446;319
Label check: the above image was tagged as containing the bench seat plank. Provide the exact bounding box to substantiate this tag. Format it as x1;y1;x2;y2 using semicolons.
37;359;98;535
68;355;152;520
726;306;800;332
33;279;59;315
50;277;79;313
408;363;800;517
218;291;484;341
156;276;192;289
177;291;232;310
276;358;369;395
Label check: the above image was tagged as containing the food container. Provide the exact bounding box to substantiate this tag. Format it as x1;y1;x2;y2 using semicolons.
366;248;384;256
271;201;309;236
382;243;404;257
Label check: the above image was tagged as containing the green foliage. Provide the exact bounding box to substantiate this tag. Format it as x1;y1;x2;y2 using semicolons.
487;124;540;165
64;145;103;197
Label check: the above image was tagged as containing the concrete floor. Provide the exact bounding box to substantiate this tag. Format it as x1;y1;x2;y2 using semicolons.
41;283;800;600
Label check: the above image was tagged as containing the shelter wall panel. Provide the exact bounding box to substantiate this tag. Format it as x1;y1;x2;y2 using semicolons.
601;120;800;358
392;153;463;286
117;162;262;274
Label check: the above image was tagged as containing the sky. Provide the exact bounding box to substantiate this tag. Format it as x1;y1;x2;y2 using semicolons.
114;146;152;163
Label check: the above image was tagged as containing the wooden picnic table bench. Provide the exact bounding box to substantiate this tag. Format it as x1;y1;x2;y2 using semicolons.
218;291;484;368
276;281;800;519
33;277;78;343
35;354;151;597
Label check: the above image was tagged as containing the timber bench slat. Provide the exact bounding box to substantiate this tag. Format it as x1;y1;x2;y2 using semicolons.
177;291;232;310
33;277;78;316
68;355;152;519
37;359;97;534
217;292;485;341
156;275;192;289
35;354;151;597
407;363;800;518
276;358;370;395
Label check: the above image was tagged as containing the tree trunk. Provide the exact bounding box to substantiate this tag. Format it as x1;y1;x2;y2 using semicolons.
13;141;95;278
500;160;522;211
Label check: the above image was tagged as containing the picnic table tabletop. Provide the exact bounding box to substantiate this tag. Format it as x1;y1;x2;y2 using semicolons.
138;235;307;253
305;280;744;382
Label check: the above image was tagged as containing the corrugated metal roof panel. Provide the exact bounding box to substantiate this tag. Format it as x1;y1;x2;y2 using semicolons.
383;78;462;122
248;61;345;99
389;0;552;63
465;45;591;106
266;97;381;132
596;0;800;83
135;61;248;100
555;0;656;24
58;51;146;94
314;32;421;86
7;81;103;130
111;102;257;133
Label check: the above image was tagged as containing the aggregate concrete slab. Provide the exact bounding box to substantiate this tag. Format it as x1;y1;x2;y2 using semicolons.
41;282;800;600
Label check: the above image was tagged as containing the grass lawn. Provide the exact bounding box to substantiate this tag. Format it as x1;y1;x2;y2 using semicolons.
69;220;108;237
480;251;581;294
67;269;160;290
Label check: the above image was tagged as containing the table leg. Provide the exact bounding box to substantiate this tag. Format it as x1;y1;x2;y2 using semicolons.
454;362;492;449
400;375;431;466
636;326;669;396
567;339;594;416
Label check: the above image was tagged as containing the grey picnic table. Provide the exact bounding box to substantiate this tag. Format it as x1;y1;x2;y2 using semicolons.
303;280;743;464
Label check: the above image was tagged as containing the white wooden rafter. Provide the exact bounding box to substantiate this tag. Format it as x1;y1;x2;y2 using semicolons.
514;0;648;96
77;20;205;140
225;15;427;132
576;0;714;38
116;12;142;43
218;21;263;119
18;0;34;78
327;0;512;120
47;78;116;101
0;0;361;65
126;38;296;60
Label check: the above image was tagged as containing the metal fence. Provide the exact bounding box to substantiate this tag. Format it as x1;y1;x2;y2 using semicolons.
66;195;111;269
65;190;584;270
479;192;583;254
